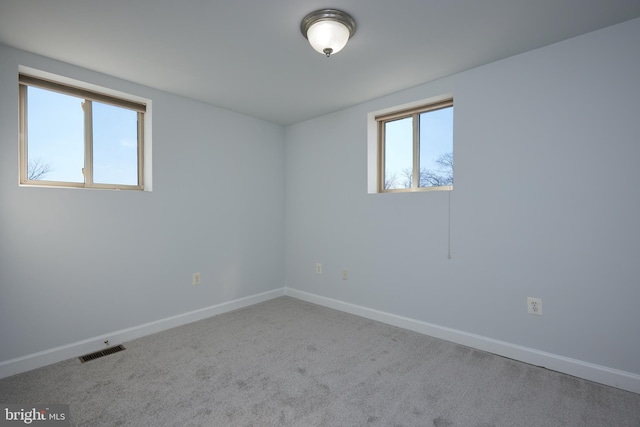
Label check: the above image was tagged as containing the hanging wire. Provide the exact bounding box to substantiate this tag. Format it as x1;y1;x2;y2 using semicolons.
448;190;452;259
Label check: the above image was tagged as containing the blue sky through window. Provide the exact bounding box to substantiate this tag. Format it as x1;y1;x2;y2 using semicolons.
92;102;138;186
26;86;139;186
27;87;84;183
384;117;413;188
384;106;453;189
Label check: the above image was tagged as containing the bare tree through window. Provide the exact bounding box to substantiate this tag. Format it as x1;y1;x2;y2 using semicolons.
27;158;52;180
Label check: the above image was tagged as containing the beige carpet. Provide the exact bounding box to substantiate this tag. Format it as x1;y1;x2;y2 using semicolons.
1;296;638;426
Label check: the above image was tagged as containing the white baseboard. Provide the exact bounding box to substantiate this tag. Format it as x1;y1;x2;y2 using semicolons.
0;288;285;380
285;288;640;394
3;286;638;395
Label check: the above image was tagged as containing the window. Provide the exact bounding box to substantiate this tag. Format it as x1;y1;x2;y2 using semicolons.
376;99;453;192
19;73;146;190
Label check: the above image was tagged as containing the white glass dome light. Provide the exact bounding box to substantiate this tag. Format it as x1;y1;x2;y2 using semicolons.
301;9;356;57
306;20;351;56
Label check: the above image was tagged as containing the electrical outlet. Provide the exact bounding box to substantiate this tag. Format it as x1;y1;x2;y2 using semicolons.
527;297;542;315
342;269;348;280
316;263;322;274
192;272;202;286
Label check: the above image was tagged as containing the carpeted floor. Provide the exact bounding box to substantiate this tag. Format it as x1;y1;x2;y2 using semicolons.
1;296;639;426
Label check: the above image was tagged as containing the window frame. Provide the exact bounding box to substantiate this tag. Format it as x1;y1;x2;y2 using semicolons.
18;73;146;190
376;98;453;193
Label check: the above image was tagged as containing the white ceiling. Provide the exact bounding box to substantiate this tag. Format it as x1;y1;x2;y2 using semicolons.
1;0;639;126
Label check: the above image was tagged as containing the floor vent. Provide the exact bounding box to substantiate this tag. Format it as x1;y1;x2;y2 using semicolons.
79;345;125;363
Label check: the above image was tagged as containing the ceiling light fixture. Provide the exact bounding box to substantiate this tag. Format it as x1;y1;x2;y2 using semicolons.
300;9;356;57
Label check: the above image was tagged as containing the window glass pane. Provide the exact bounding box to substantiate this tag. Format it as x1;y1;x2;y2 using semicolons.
26;87;84;183
419;106;453;187
92;102;139;186
384;117;413;189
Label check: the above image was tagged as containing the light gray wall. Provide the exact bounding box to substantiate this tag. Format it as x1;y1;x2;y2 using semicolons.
2;17;639;381
0;45;285;362
285;18;640;375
